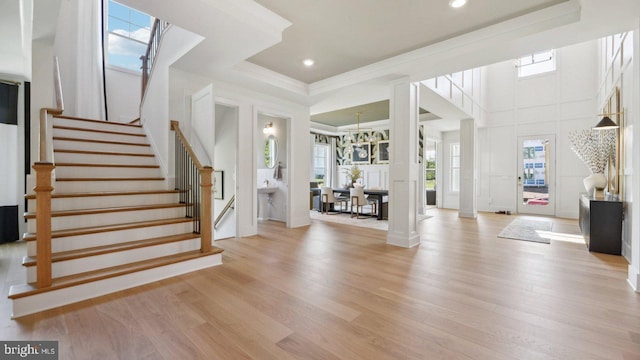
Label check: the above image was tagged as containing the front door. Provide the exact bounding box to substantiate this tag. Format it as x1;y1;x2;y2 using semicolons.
517;135;555;216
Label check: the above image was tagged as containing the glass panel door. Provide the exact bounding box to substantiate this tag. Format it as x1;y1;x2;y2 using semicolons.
517;135;555;216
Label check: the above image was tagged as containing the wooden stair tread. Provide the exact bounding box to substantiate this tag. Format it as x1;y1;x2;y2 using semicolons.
53;136;150;147
23;217;194;241
22;233;200;266
53;125;146;137
25;189;183;200
54;162;160;169
9;248;223;299
24;203;188;219
53;115;143;128
54;149;155;157
56;177;165;182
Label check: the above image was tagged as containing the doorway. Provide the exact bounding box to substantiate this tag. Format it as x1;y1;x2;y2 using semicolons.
213;103;238;240
517;135;555;216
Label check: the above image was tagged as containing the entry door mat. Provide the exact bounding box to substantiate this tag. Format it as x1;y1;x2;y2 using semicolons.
498;218;553;244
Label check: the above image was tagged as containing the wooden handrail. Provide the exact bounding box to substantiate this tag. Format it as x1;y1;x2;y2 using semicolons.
214;194;235;228
170;120;204;169
170;120;213;252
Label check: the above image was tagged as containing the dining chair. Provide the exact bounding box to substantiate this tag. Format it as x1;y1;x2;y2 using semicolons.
349;186;377;219
321;187;347;214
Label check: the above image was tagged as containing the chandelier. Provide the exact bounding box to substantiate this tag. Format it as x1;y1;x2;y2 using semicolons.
345;112;378;158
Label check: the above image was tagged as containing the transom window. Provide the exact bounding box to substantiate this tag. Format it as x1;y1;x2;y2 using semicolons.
517;50;555;78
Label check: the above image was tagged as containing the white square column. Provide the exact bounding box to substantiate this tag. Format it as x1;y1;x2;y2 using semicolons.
459;118;477;218
386;81;420;248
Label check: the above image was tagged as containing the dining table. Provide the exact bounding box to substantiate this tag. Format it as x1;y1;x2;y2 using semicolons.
331;188;388;220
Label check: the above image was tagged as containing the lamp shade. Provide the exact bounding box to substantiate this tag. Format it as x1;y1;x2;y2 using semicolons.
593;116;618;130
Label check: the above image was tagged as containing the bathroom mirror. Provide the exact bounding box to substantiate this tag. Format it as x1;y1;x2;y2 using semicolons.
264;135;278;168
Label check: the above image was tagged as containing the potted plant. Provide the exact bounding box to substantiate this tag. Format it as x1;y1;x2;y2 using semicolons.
568;129;616;196
343;165;362;187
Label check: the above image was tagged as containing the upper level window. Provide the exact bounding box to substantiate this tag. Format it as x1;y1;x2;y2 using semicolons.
106;0;152;72
517;50;555;78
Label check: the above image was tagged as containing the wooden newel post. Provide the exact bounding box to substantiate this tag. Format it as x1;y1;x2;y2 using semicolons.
33;162;55;288
199;166;213;253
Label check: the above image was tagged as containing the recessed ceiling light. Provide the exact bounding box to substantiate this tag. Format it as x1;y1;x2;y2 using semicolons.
303;59;315;67
449;0;467;8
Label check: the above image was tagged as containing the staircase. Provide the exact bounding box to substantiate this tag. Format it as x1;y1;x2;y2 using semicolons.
9;115;222;318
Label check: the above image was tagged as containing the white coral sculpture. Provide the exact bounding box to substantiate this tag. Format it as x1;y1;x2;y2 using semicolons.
568;129;616;174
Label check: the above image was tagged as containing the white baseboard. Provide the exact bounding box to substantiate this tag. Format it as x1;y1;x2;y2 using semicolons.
386;232;420;248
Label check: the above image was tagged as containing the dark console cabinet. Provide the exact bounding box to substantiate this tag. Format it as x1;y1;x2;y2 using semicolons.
578;194;623;255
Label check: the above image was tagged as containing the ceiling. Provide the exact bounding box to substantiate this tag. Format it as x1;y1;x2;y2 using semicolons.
310;100;390;127
249;0;569;83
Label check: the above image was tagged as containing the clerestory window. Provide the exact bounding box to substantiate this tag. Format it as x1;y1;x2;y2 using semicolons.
517;50;555;78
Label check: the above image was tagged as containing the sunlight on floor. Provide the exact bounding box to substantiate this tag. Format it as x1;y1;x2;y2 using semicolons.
536;230;585;244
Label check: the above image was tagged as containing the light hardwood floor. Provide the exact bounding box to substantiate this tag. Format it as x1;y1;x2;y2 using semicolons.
1;209;639;359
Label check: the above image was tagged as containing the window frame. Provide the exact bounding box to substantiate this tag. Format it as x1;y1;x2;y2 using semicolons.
449;143;460;193
517;49;556;78
104;0;153;73
313;143;330;187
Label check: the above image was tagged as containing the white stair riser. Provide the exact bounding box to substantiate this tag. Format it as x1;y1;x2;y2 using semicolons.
11;254;222;318
54;139;152;154
28;193;180;212
55;166;162;179
53;118;144;135
26;238;201;282
54;179;167;193
27;206;187;233
26;221;195;255
54;152;157;166
53;128;149;144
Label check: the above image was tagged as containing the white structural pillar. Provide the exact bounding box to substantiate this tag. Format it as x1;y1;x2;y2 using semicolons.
459;118;477;218
387;80;420;248
628;24;640;292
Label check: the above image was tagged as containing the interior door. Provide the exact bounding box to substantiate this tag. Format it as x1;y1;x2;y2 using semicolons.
517;135;555;216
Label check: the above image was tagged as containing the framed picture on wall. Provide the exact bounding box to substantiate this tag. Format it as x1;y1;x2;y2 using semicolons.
214;170;223;199
377;140;390;163
351;142;371;164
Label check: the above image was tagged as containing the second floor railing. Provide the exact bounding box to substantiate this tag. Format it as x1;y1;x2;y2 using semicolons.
170;121;213;253
140;18;170;101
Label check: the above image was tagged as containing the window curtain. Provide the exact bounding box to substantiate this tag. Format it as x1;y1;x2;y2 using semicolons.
56;0;106;120
75;0;106;119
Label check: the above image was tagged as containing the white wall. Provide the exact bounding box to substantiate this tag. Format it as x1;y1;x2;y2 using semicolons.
596;32;636;263
105;67;141;123
140;25;204;180
169;67;310;237
480;40;599;218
